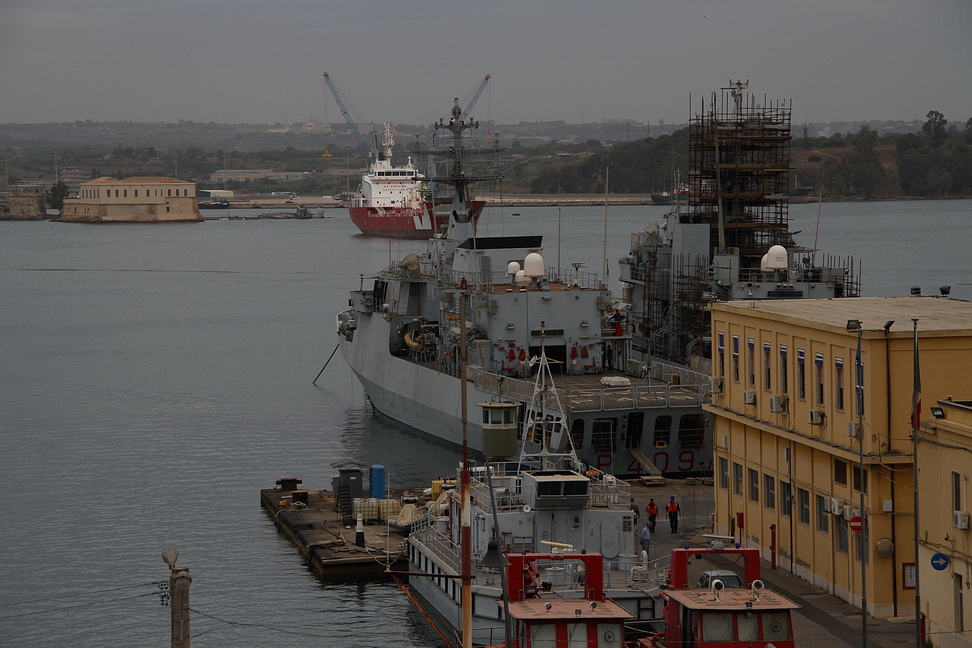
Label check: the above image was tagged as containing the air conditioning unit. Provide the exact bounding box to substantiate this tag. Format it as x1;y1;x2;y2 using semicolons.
809;410;826;425
743;391;757;405
711;377;724;394
720;435;729;449
848;421;860;437
831;498;843;515
823;498;832;513
769;395;789;413
843;505;859;521
954;511;970;530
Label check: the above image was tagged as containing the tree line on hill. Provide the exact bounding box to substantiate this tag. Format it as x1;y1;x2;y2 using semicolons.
525;110;972;199
7;111;971;201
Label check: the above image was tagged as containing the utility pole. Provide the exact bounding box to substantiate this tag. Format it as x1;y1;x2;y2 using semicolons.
162;545;191;648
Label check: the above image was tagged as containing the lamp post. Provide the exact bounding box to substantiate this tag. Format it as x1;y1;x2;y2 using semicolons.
846;319;867;648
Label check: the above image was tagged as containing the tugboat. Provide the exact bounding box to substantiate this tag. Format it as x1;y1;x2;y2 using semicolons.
648;545;799;648
337;98;712;478
404;337;669;646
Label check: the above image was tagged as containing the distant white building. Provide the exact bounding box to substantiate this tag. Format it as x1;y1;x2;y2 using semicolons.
59;177;202;223
210;169;307;183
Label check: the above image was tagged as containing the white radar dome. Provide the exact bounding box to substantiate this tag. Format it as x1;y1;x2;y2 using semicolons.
507;261;521;277
765;245;788;270
523;253;545;278
515;269;529;286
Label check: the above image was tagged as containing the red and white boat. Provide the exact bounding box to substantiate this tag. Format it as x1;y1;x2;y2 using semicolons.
348;123;484;238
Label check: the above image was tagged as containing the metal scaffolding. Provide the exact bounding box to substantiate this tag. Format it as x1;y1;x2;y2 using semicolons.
689;81;794;270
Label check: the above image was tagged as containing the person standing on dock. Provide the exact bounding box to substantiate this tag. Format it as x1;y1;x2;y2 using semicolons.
666;496;681;533
629;497;639;526
640;521;651;556
646;498;658;533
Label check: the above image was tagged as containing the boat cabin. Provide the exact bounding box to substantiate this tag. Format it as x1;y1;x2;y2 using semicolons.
494;552;633;648
653;547;799;648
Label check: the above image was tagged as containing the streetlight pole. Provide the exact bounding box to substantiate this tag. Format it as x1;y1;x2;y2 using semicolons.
847;319;867;648
911;318;921;648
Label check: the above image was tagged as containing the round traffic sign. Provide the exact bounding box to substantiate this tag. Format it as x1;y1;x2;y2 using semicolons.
850;516;862;532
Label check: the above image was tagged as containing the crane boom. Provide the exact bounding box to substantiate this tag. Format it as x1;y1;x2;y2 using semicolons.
323;72;371;158
461;74;490;120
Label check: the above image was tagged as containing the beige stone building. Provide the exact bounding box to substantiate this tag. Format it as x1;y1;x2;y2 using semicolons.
706;296;972;622
919;398;972;647
59;177;202;223
0;185;47;220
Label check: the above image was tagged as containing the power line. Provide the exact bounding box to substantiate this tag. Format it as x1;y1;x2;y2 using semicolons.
0;581;163;607
0;591;158;621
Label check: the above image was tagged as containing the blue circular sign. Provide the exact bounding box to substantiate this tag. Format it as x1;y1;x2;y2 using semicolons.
931;553;950;571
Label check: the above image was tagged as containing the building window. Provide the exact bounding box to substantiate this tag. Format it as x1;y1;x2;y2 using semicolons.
747;338;755;386
855;526;869;564
748;468;759;502
123;189;127;197
718;457;729;490
764;475;775;509
733;462;743;496
835;358;844;410
780;345;788;394
815;353;825;405
797;349;806;399
853;465;868;494
763;342;772;390
168;189;172;197
780;481;792;517
834;459;847;485
797;488;810;524
717;332;725;377
953;472;962;512
732;336;739;382
836;517;849;553
816;495;829;533
115;190;119;197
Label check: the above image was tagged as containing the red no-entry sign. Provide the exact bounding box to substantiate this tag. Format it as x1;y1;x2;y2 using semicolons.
850;516;863;532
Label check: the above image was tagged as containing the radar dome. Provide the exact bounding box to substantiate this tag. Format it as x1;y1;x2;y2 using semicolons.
765;245;788;270
515;269;529;286
523;253;545;278
507;261;521;277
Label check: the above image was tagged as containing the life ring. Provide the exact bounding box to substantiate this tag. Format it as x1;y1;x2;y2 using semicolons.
519;348;527;361
363;296;374;309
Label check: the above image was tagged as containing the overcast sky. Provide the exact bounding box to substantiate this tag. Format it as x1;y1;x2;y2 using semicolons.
1;0;969;128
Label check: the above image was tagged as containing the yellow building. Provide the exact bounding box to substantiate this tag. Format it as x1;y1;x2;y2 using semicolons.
59;177;202;223
707;296;972;620
919;398;972;646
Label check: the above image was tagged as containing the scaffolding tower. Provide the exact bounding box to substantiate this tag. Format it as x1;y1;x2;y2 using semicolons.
689;80;794;270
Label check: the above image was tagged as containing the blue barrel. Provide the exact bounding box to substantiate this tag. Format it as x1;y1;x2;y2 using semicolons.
370;465;386;500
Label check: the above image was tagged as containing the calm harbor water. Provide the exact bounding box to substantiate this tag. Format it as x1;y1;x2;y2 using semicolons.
1;199;970;647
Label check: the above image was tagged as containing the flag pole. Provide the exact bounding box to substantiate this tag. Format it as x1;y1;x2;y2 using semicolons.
911;318;921;648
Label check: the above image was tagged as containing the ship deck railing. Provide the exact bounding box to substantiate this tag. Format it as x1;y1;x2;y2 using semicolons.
409;524;668;593
469;366;708;412
468;468;630;508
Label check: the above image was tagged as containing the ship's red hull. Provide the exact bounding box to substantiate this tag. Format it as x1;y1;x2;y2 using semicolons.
348;200;486;238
